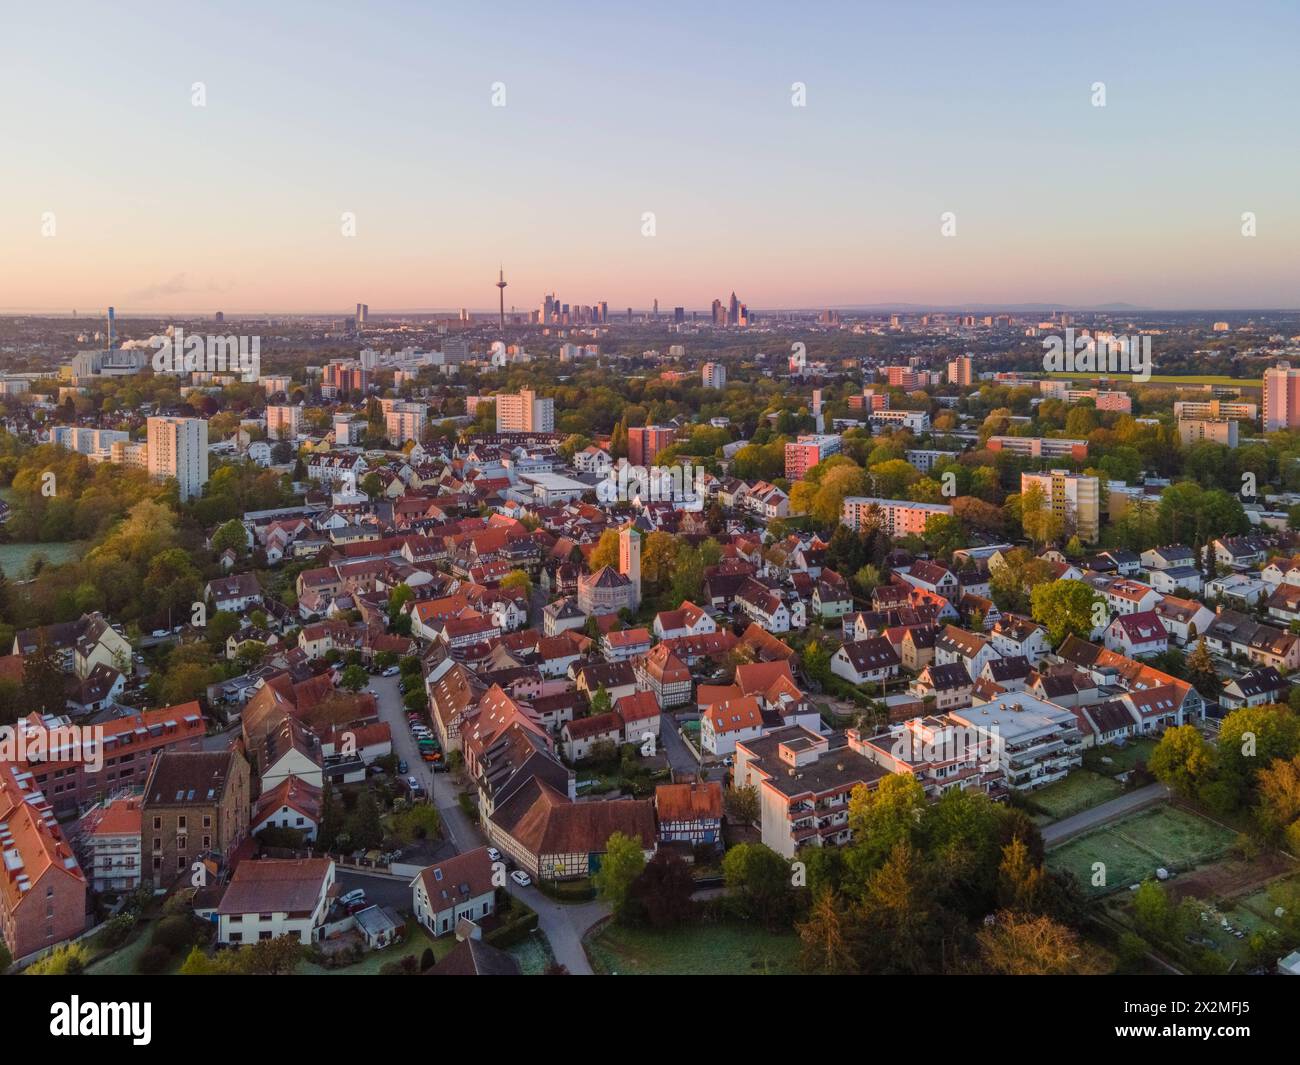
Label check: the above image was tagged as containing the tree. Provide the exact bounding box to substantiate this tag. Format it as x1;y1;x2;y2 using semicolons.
625;852;695;928
1030;579;1103;647
721;842;793;926
210;518;248;557
796;887;858;973
1148;724;1215;799
976;911;1107;975
594;831;646;918
846;773;927;870
855;840;939;974
996;836;1045;913
500;569;533;598
589;685;612;716
344;789;384;850
924;513;964;558
340;664;368;692
588;529;620;572
1019;481;1063;545
1185;639;1219;697
1255;754;1300;850
21;636;66;715
725;785;760;826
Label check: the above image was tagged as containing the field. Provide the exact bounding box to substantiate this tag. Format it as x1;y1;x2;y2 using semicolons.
586;921;801;976
1026;771;1124;821
1047;804;1237;895
1039;372;1261;388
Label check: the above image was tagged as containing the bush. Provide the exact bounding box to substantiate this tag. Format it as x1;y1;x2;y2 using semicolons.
151;914;197;952
96;914;137;951
137;944;173;974
25;942;90;975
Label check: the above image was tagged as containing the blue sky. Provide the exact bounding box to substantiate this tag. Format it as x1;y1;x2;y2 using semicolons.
2;0;1298;312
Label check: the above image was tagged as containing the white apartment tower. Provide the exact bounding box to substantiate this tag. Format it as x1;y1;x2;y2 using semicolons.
495;388;554;433
147;416;209;502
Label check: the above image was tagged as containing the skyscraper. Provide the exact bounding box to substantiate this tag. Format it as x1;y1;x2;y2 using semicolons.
147;416;209;502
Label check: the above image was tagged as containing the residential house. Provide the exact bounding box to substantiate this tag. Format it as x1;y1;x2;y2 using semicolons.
412;846;498;936
216;858;335;945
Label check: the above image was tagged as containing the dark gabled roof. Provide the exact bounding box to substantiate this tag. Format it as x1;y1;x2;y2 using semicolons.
427;936;521;976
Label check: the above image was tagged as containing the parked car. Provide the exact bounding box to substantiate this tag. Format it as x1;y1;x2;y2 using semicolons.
486;847;502;862
397;760;408;774
382;665;400;677
339;888;366;907
510;870;532;887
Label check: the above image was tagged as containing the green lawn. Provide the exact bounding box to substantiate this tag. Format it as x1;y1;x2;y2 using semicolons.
586;921;801;975
1084;737;1157;777
1026;771;1124;821
1047;805;1237;895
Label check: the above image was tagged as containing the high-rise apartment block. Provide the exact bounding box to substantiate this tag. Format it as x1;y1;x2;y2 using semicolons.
785;434;842;481
1020;469;1100;542
494;389;554;433
147;416;209;502
702;362;726;389
627;426;677;467
265;405;301;441
1261;362;1300;431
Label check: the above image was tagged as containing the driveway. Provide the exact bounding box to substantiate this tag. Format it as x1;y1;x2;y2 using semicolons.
658;713;727;784
1041;782;1169;846
336;869;412;910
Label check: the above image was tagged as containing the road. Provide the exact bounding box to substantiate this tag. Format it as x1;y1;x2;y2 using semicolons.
368;669;606;973
368;672;468;847
1041;782;1169;846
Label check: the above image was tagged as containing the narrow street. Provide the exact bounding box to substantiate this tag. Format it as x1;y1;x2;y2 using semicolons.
369;669;606;973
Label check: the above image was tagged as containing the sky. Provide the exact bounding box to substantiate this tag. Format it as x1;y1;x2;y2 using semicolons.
2;0;1298;314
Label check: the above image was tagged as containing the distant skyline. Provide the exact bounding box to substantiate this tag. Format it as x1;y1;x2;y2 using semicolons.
3;1;1298;313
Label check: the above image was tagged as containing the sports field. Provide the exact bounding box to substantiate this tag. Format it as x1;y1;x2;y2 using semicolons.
1047;804;1236;895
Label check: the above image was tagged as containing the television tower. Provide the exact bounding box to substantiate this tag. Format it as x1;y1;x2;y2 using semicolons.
495;266;508;332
